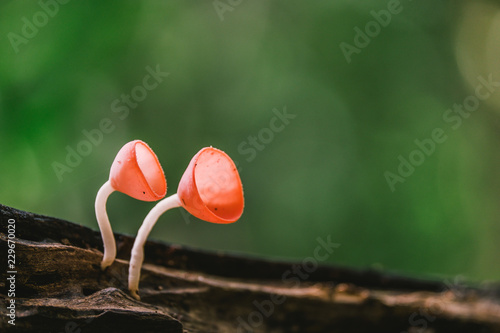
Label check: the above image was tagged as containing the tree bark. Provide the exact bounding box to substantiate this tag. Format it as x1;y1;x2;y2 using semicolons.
1;203;499;332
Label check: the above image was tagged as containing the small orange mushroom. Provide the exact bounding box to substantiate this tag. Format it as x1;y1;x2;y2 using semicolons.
128;147;244;300
95;140;166;270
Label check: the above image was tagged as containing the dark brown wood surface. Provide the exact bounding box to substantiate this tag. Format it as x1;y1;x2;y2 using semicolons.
1;203;499;332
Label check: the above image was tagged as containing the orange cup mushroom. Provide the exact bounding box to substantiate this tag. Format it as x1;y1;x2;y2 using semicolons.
128;147;244;300
95;140;166;270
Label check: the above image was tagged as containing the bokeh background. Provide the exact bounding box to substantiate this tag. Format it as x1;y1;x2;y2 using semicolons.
1;0;499;282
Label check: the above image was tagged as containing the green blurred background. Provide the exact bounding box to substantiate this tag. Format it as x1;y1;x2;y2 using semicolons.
1;0;499;282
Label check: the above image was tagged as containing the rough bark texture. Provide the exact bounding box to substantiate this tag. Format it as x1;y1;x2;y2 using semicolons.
1;203;500;332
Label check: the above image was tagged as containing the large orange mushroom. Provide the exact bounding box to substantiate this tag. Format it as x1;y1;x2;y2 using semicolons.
128;147;244;300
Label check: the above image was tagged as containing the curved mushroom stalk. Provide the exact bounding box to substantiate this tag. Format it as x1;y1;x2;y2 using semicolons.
128;194;181;300
95;181;116;269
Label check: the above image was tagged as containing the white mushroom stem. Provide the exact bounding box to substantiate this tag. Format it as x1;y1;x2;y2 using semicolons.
128;193;181;300
95;180;116;270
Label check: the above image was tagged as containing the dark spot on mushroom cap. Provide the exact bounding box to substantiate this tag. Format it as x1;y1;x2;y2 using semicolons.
214;208;218;211
143;191;145;194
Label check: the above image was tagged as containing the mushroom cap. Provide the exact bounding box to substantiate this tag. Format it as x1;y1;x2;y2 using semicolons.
178;147;244;223
109;140;167;201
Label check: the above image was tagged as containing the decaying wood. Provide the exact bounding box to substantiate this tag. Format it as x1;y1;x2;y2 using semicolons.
1;203;500;332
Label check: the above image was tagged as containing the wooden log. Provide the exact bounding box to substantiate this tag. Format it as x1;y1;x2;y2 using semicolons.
1;204;499;332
